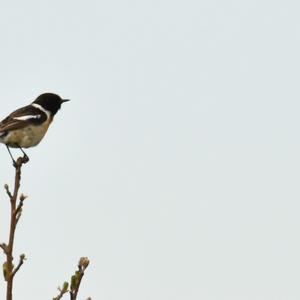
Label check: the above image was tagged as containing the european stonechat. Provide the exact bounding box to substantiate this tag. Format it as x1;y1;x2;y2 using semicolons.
0;93;70;165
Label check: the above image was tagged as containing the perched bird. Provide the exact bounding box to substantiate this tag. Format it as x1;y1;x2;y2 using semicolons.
0;93;70;165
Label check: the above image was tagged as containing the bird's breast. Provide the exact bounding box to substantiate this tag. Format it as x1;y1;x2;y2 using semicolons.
4;117;53;148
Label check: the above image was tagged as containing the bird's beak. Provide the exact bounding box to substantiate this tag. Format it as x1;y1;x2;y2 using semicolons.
61;99;70;103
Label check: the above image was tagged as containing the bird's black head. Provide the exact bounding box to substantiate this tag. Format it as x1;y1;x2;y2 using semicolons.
32;93;70;115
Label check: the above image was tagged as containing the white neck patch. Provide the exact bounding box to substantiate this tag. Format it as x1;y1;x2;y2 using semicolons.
31;103;51;118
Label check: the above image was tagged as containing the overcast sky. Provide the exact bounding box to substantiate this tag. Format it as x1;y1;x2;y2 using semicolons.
0;0;299;299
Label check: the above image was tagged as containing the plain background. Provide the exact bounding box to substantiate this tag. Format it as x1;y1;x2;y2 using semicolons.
0;0;299;299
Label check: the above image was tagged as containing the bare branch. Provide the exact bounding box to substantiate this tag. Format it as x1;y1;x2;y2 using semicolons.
1;154;92;299
52;258;90;300
69;257;90;300
0;155;29;300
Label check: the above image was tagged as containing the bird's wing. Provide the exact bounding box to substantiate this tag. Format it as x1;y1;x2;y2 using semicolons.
0;105;47;133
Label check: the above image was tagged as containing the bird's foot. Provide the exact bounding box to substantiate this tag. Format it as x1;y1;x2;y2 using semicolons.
12;160;17;168
22;154;29;164
12;155;29;168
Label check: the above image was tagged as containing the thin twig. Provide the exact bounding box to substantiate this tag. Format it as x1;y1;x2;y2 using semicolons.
11;254;26;278
0;243;8;254
53;282;69;300
4;184;12;201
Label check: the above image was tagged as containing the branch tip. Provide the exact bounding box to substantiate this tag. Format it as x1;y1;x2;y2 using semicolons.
19;194;27;201
4;184;12;199
11;253;26;277
78;257;90;270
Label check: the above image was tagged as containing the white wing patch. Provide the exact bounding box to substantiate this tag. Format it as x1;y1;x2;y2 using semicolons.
13;115;41;121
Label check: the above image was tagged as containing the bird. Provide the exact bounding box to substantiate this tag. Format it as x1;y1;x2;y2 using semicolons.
0;93;70;165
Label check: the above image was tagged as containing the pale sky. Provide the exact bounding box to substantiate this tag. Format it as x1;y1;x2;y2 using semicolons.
0;1;299;299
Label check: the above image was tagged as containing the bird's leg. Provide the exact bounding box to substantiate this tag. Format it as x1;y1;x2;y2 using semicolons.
6;145;17;167
18;146;29;163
